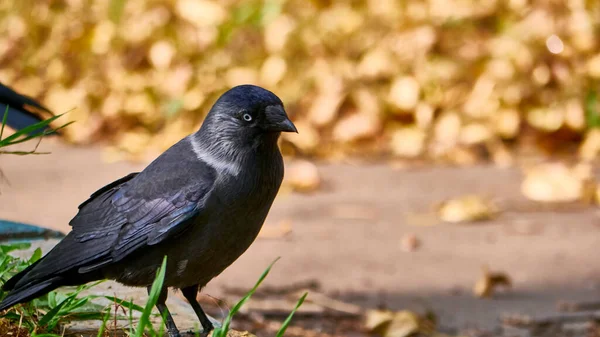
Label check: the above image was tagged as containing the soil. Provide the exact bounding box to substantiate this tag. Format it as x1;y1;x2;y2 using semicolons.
1;139;600;336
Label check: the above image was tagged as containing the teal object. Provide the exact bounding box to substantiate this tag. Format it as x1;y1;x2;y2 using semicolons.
0;219;64;242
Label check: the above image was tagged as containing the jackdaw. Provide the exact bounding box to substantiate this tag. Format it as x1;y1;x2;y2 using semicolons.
0;84;297;336
0;82;57;136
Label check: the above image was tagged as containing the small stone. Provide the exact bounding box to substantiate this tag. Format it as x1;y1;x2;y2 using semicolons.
400;234;420;252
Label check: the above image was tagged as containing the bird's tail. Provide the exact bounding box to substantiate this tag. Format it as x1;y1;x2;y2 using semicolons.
0;277;63;312
0;82;57;136
2;259;42;292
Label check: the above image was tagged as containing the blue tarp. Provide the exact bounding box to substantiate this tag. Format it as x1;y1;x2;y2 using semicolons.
0;219;64;242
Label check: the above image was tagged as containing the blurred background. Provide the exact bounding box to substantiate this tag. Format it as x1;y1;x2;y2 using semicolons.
1;0;600;336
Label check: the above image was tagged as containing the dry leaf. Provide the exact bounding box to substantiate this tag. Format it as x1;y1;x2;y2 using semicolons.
526;107;563;132
493;108;521;139
176;0;226;27
586;54;600;78
390;127;426;158
285;160;321;192
459;123;492;145
263;15;296;53
3;0;599;165
366;309;436;337
430;111;461;156
473;267;512;298
149;41;175;70
307;92;344;127
437;195;498;223
389;76;420;111
578;129;600;161
521;163;591;202
282;120;320;153
260;55;287;86
332;112;380;143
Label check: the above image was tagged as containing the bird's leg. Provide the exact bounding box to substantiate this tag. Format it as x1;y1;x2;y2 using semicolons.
149;285;181;337
181;284;214;336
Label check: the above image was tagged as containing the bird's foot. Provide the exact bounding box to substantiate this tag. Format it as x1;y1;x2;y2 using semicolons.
167;328;182;337
185;328;211;337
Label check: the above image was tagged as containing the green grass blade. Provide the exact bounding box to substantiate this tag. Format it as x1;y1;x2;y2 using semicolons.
38;297;71;327
275;292;308;337
0;242;31;254
213;257;280;337
28;248;42;264
0;106;8;141
1;121;73;148
586;88;600;129
134;255;167;337
96;308;111;337
99;296;146;312
0;113;66;145
129;299;134;336
47;291;57;308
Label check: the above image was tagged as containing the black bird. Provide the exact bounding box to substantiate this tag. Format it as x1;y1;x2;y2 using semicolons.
0;85;297;336
0;82;56;136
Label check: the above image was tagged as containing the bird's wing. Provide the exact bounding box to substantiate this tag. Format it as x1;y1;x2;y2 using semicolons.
0;83;53;115
18;139;218;283
0;82;56;136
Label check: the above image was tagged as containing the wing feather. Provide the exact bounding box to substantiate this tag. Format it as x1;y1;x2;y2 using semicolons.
13;138;217;288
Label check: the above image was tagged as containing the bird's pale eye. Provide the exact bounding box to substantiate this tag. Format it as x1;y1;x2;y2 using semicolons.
243;113;253;122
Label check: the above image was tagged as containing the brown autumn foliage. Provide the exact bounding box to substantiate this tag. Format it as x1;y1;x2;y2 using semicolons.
0;0;599;163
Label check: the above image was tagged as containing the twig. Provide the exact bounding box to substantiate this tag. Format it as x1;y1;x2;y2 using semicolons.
0;151;51;155
222;279;321;298
236;309;361;321
558;301;600;312
291;291;364;316
502;311;600;328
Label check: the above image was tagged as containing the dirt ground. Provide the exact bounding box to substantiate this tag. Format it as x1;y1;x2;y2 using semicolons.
1;140;600;336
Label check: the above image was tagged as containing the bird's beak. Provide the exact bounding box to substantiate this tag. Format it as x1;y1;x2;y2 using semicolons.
265;105;298;133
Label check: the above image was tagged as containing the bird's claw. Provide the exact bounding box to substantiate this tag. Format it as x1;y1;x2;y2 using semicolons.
186;328;211;337
168;329;182;337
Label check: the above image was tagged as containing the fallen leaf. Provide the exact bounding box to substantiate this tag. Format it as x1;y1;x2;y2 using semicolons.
578;129;600;161
285;160;321;192
390;127;426;158
521;162;592;203
260;55;287;87
385;311;421;337
365;309;394;332
149;40;175;70
437;195;498;223
307;92;345;127
493;108;521;139
586;53;600;78
366;309;436;337
281;120;320;153
473;267;512;298
332;112;380;143
389;76;421;111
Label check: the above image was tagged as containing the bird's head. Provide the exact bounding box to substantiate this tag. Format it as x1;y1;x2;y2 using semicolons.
200;85;297;148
